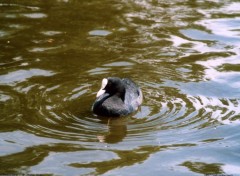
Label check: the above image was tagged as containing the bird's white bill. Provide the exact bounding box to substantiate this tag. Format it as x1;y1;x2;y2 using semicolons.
96;89;105;97
96;78;108;97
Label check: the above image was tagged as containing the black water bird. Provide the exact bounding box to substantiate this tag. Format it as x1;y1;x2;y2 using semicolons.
92;77;143;117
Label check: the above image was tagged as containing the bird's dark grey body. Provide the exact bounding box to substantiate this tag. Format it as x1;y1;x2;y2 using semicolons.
92;77;143;117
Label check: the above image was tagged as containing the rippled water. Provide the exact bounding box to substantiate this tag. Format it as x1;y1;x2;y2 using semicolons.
0;0;240;175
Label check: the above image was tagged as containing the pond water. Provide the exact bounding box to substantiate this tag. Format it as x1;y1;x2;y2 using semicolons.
0;0;240;175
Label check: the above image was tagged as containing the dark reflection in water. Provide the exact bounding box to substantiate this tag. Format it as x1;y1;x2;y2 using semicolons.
181;161;224;175
97;117;128;144
0;0;240;175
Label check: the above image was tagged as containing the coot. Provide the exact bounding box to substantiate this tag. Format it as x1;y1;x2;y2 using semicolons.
92;77;143;117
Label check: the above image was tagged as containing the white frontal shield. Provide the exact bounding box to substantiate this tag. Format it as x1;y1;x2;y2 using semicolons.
96;78;108;97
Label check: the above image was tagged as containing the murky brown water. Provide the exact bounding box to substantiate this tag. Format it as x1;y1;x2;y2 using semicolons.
0;0;240;175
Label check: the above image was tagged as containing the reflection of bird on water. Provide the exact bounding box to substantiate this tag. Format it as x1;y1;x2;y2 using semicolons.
92;77;143;117
97;117;127;144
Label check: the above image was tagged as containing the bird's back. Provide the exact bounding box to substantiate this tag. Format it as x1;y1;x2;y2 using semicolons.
122;78;143;111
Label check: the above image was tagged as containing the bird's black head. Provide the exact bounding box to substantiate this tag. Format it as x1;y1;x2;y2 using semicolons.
96;77;125;100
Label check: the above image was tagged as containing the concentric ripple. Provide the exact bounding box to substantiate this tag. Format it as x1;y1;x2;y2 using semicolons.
12;72;239;148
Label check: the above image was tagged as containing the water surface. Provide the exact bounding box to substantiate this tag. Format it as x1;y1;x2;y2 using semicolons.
0;0;240;175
